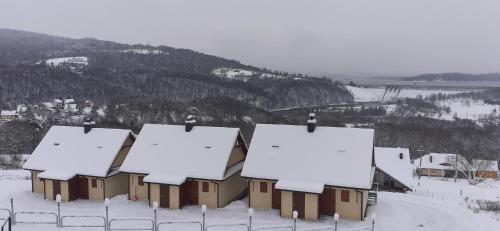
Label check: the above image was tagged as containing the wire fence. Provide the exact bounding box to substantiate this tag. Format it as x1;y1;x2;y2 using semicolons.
4;196;376;231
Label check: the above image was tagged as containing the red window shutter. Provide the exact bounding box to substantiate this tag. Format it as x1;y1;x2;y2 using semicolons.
260;182;268;193
202;182;209;192
138;176;144;186
92;179;97;188
341;190;350;202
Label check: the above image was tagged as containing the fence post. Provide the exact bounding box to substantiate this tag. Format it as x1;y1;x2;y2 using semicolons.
201;205;207;231
333;213;339;231
152;202;158;231
292;211;298;231
105;198;110;231
371;213;376;231
10;198;15;225
56;194;62;228
248;208;253;231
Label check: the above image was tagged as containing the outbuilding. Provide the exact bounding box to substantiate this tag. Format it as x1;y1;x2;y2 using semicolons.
23;122;135;202
414;153;463;177
472;159;498;179
241;114;375;220
119;118;248;209
374;147;413;192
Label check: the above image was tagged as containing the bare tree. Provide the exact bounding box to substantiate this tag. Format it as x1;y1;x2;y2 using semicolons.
447;155;495;185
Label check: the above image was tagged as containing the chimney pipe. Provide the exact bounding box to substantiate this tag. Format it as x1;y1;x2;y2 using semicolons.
185;114;196;132
83;118;95;134
307;112;317;133
399;153;403;159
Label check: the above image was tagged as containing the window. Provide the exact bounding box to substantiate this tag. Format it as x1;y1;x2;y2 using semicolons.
91;179;97;188
202;182;209;192
260;182;268;193
138;176;144;186
341;190;350;202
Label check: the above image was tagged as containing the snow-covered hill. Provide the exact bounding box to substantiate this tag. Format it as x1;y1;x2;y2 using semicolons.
346;86;468;102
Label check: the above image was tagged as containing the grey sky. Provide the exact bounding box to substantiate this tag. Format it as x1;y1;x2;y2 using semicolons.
1;0;500;77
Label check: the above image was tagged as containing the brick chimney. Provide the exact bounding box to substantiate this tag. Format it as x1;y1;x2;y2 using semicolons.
307;112;317;133
83;118;95;134
185;114;196;132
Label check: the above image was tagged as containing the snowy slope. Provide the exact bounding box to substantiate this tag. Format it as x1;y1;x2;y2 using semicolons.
346;86;468;102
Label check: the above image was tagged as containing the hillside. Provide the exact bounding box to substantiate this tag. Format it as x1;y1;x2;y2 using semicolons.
400;73;500;82
0;29;353;111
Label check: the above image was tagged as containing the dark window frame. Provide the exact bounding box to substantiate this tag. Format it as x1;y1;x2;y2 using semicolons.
91;178;98;188
202;182;209;192
260;182;268;193
138;176;144;186
341;190;350;202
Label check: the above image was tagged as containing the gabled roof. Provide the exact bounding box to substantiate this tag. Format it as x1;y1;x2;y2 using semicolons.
414;153;461;170
375;147;413;190
472;159;499;172
241;124;375;192
23;126;133;179
119;124;244;184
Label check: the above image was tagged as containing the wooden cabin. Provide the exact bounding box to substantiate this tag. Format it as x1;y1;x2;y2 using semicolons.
23;123;135;202
241;116;375;221
374;147;413;192
119;119;248;209
473;159;498;179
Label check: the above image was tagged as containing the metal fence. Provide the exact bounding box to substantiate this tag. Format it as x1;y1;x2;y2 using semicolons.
61;215;106;230
157;220;203;231
108;218;155;231
205;222;249;231
5;197;376;231
14;211;59;226
253;225;294;231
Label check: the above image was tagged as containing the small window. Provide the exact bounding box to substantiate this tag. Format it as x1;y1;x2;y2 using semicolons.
341;190;350;202
202;182;209;192
260;182;268;193
138;176;144;186
92;179;97;188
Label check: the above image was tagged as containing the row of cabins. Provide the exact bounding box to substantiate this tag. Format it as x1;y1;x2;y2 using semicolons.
414;153;498;179
24;115;413;220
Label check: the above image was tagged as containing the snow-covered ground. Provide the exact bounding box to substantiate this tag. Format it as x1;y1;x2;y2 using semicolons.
212;68;289;81
119;49;164;55
435;98;500;121
1;170;499;231
45;57;88;67
346;86;469;102
212;68;256;81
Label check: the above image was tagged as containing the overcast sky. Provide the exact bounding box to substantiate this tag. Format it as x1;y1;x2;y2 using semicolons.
1;0;500;77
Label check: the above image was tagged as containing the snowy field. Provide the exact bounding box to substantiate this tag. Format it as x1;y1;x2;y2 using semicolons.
1;170;499;231
45;57;88;67
435;98;500;121
346;86;470;102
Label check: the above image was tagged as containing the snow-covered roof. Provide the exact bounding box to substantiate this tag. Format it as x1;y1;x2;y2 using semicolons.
1;110;17;116
275;179;324;194
241;124;375;190
120;124;243;184
375;147;413;190
143;174;187;185
23;126;133;179
38;171;76;181
64;99;75;104
414;153;460;170
472;159;499;172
